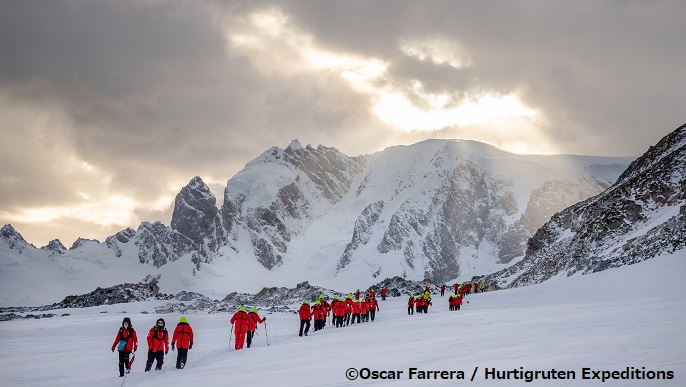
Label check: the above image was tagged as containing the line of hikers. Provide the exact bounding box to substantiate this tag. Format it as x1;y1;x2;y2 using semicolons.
408;281;483;314
110;282;486;377
110;316;194;377
296;289;382;337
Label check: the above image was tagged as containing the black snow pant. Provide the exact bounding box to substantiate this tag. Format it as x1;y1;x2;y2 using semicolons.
370;310;376;321
441;289;445;296
145;350;164;371
299;319;311;336
408;306;414;315
175;348;188;369
246;330;255;348
351;313;360;324
118;350;131;376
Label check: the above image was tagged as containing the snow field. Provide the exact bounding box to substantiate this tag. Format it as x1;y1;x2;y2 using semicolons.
0;251;684;386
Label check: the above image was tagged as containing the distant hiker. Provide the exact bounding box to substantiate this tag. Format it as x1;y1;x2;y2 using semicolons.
407;294;415;315
422;291;432;313
313;300;326;331
318;295;330;328
355;289;361;300
111;317;138;377
440;284;446;297
369;296;379;321
369;289;376;299
171;316;194;369
246;307;265;348
455;293;463;310
332;296;346;327
453;282;459;295
351;299;361;324
344;294;353;326
448;294;455;311
380;287;387;301
230;307;251;350
145;318;169;371
473;281;479;293
415;296;424;314
298;300;313;336
359;297;368;322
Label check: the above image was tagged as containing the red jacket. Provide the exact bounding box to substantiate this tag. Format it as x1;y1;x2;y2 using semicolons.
455;295;463;305
112;327;138;352
351;302;361;314
380;288;387;296
248;312;265;331
147;327;169;353
408;296;415;306
298;303;313;320
344;298;353;312
313;304;326;320
230;311;251;334
171;323;194;349
333;301;346;317
370;298;379;311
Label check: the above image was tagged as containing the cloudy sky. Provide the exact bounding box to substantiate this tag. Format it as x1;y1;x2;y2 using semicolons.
1;0;684;247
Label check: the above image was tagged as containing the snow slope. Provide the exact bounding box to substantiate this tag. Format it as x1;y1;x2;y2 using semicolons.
1;250;683;386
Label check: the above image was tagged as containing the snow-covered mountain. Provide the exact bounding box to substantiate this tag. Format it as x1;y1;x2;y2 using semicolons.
1;138;634;305
482;123;686;288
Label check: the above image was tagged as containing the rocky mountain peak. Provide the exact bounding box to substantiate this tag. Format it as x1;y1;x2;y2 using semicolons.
41;239;67;255
69;237;100;250
1;224;30;253
171;176;218;248
482;123;686;288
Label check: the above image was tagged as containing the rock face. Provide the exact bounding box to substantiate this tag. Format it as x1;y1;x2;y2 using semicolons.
171;176;218;249
40;239;67;255
1;137;636;290
1;224;31;253
214;141;367;269
481;123;686;288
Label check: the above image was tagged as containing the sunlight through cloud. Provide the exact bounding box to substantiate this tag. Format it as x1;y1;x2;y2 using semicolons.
399;36;472;69
222;7;546;152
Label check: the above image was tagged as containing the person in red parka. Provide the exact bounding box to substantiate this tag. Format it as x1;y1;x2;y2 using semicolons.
230;307;251;350
407;294;415;315
145;318;169;371
171;316;194;369
440;284;446;297
369;296;379;321
247;307;265;348
380;287;387;301
111;317;138;377
455;293;463;310
298;301;313;336
333;297;346;327
344;295;353;326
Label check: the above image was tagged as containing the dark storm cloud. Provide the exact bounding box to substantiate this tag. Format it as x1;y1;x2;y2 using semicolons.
1;0;684;246
273;0;686;154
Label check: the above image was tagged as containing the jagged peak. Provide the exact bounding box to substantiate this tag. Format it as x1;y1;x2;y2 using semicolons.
41;239;67;253
1;223;20;237
188;175;206;189
69;237;101;250
286;139;303;151
1;224;31;251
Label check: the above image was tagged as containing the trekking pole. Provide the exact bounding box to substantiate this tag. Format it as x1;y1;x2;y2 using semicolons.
229;324;234;350
265;321;269;346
